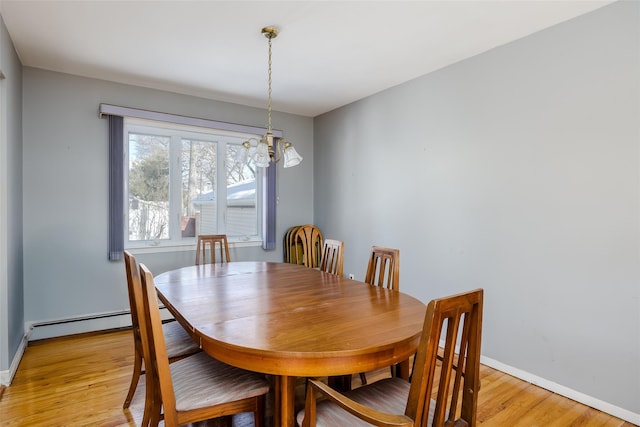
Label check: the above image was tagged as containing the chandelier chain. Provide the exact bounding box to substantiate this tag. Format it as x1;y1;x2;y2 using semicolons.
267;35;273;133
234;26;301;168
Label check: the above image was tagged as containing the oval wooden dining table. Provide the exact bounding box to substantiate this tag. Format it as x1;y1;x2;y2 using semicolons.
153;261;426;427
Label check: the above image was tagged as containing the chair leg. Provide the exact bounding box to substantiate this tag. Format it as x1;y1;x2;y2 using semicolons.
146;393;162;427
359;372;367;385
143;371;161;427
123;349;143;408
254;394;265;427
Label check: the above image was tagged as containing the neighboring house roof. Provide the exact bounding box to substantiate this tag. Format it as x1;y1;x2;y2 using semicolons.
193;180;255;207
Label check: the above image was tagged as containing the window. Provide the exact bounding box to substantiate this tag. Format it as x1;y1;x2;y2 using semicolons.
124;118;262;247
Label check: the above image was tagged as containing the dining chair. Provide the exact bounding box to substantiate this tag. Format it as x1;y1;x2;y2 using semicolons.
283;225;301;263
298;288;484;427
319;239;344;277
122;251;200;414
364;246;400;291
357;245;401;385
195;234;231;265
293;225;323;268
137;263;270;427
314;238;345;391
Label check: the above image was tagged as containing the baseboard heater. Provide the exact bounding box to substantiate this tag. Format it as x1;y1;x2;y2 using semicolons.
27;307;172;341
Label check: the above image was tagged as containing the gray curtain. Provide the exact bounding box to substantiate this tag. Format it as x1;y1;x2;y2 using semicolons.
108;115;124;261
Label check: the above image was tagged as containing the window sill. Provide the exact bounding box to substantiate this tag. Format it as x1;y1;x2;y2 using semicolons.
126;239;263;254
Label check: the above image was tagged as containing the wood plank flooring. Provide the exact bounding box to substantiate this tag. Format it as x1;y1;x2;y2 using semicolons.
0;329;635;426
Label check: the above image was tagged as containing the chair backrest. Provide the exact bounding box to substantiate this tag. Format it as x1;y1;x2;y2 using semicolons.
364;246;400;291
283;225;301;263
293;225;323;268
138;263;179;424
406;289;483;426
123;251;142;346
319;239;344;277
195;234;230;265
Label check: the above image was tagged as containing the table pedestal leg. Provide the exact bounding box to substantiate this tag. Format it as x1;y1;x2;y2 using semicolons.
274;375;297;427
395;359;411;380
328;374;352;391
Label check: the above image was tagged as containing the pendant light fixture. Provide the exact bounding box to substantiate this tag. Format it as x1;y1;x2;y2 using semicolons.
236;26;302;168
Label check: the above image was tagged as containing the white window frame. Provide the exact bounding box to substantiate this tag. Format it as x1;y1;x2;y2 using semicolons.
123;117;264;251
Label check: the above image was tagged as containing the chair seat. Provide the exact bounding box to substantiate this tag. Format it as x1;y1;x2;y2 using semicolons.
163;320;200;359
297;378;435;427
171;352;270;412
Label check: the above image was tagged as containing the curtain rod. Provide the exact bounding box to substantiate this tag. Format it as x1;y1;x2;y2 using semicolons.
98;103;283;138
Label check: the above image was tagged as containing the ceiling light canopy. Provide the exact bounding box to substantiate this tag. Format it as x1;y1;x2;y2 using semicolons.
236;26;302;169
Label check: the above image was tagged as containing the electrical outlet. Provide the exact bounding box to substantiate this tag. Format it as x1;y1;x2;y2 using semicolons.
348;273;355;280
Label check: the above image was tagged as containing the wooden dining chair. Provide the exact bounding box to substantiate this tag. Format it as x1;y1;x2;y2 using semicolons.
137;263;270;427
293;225;323;268
283;225;301;263
365;246;400;291
195;234;231;265
319;239;344;277
315;238;345;389
298;288;484;427
357;245;401;385
122;251;200;415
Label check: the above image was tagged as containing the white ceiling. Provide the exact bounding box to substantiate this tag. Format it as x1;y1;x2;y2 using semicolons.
0;0;613;117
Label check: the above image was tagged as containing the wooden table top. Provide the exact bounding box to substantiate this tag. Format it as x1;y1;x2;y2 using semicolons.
154;261;426;377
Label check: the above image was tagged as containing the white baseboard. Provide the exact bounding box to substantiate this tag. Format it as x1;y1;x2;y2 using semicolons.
0;333;27;386
480;355;640;425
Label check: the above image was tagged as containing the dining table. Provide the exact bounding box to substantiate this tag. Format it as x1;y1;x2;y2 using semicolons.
153;261;426;427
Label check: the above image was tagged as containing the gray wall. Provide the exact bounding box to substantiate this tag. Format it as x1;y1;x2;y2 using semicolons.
314;0;639;417
0;15;23;376
22;68;313;323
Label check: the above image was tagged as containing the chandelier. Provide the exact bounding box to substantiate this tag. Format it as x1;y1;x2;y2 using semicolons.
236;26;302;168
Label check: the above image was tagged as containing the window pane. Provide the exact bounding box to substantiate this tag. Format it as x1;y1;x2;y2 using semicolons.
226;144;258;237
128;133;170;241
182;139;216;236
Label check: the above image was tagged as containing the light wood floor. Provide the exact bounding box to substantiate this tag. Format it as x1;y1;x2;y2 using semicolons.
0;329;635;427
